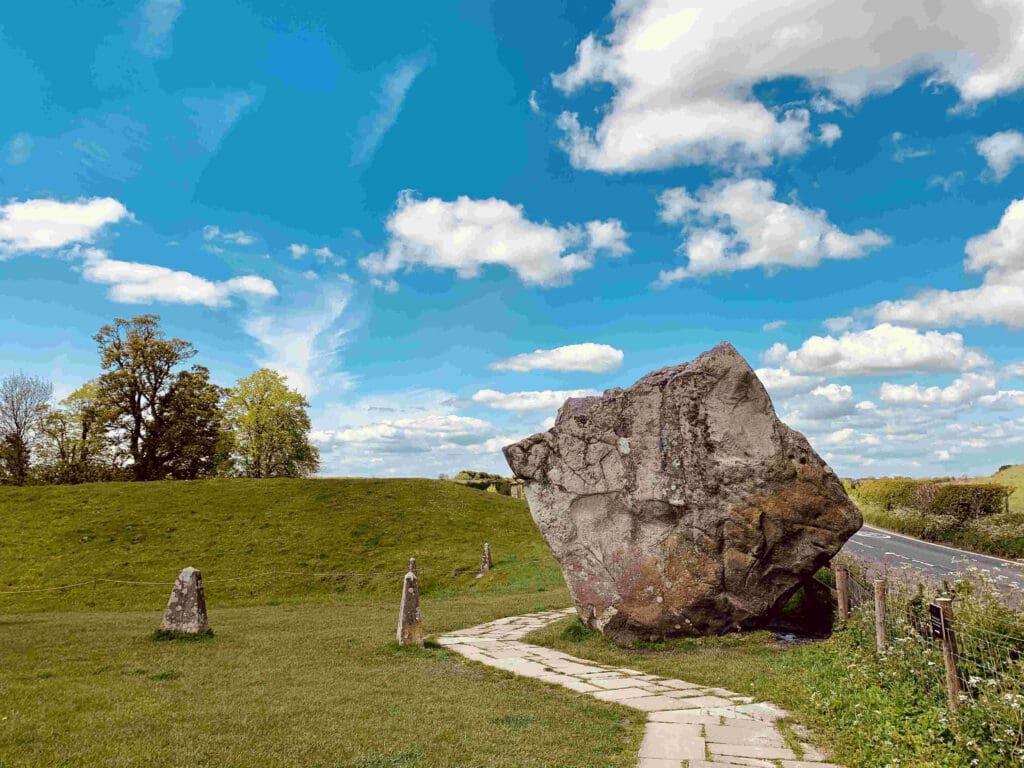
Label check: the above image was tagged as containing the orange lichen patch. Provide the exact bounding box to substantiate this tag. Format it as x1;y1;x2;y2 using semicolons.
730;465;855;541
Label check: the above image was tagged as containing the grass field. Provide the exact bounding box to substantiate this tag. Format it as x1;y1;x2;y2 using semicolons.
0;478;563;613
852;464;1024;559
3;476;1020;767
1;594;646;768
0;479;643;767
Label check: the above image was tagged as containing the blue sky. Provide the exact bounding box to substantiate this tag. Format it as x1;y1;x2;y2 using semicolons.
2;0;1024;479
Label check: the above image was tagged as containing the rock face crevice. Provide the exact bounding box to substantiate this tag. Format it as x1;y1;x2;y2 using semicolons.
503;342;860;643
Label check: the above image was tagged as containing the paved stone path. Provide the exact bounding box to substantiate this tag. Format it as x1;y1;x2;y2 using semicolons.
438;608;841;768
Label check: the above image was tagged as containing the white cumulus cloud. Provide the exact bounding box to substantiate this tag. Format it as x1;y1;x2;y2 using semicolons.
552;0;1024;172
655;178;888;283
360;192;630;287
874;198;1024;328
754;367;823;395
879;373;997;407
471;388;599;412
79;247;277;307
977;130;1024;181
818;124;842;146
765;323;989;375
490;343;623;373
0;197;130;256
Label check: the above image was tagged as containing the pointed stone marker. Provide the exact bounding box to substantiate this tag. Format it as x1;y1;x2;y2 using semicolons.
160;566;211;635
478;542;492;576
397;567;424;646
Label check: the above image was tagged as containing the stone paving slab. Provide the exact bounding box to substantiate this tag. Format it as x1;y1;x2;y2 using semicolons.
437;608;842;768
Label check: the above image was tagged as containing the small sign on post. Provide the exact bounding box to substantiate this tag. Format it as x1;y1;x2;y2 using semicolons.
928;602;944;640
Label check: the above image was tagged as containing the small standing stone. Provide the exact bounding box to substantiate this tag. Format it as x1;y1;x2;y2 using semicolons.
397;568;424;647
480;543;492;575
160;566;211;635
408;557;417;575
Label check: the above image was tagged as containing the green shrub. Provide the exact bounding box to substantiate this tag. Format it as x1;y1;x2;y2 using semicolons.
853;477;920;510
925;483;1012;522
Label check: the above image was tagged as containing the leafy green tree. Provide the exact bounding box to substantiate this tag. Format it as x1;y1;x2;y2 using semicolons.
151;366;228;480
0;371;53;485
223;369;319;478
0;433;30;484
36;381;122;484
94;315;226;480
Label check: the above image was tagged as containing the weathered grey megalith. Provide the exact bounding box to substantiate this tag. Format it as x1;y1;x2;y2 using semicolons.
160;566;210;635
397;569;424;647
503;342;861;643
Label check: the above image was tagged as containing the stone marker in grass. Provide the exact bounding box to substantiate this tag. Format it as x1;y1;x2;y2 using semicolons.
397;565;424;646
477;543;492;577
160;566;211;636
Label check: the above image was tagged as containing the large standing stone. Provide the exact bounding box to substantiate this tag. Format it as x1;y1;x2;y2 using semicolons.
503;342;861;643
160;566;211;635
397;569;424;646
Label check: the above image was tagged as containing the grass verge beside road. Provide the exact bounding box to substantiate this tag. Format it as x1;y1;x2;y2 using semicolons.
852;464;1024;559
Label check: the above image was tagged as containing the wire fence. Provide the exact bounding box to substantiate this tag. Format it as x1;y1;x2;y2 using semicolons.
841;562;1024;726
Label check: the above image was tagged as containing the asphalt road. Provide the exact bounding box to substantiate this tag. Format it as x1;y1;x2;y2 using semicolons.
842;524;1024;588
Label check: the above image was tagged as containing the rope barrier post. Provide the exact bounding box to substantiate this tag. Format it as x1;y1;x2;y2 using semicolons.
937;597;961;714
835;563;850;623
873;578;888;653
397;559;424;647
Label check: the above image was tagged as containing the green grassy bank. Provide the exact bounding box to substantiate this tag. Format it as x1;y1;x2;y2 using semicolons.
0;478;561;614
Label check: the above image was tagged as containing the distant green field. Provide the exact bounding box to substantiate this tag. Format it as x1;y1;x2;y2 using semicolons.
0;478;562;614
852;464;1024;558
991;464;1024;514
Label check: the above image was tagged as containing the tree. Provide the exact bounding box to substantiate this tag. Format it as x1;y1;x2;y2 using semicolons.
0;371;53;485
223;369;319;478
93;315;203;480
36;381;122;484
150;366;227;480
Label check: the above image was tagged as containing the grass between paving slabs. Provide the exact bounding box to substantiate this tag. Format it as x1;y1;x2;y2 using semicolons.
526;605;1024;768
0;591;645;768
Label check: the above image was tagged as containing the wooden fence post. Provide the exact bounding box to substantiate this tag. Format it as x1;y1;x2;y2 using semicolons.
873;578;888;653
835;563;850;623
937;597;961;714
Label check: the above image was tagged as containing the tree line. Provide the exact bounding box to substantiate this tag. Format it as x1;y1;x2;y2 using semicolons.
0;315;319;485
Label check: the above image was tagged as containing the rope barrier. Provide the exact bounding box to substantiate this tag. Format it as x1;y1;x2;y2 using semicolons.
0;560;544;596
